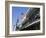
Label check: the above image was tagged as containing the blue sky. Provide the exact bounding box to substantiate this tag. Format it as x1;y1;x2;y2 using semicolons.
12;7;30;26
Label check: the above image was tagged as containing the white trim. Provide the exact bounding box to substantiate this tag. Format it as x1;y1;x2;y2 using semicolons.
9;3;43;34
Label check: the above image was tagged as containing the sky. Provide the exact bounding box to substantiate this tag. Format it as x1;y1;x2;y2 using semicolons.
12;7;29;26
